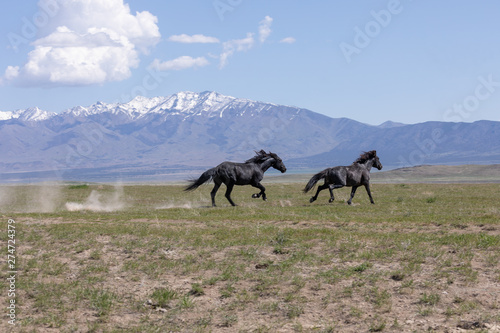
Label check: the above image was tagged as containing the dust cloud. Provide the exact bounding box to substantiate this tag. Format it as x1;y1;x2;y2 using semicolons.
156;201;194;209
0;183;126;213
66;184;125;212
0;186;13;211
30;183;62;213
0;183;63;213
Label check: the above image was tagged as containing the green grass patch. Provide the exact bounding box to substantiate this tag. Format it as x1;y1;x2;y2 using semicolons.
2;183;499;332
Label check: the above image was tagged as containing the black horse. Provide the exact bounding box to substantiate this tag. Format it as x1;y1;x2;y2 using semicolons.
304;150;382;205
185;150;287;207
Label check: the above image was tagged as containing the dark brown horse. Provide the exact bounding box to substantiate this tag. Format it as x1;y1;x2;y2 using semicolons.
304;150;382;204
185;150;287;207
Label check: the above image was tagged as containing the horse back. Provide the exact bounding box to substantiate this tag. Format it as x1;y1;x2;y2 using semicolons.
345;164;370;186
326;166;348;185
327;165;369;186
216;161;262;185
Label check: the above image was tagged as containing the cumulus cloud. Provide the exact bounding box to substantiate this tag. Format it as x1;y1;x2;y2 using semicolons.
280;37;296;44
3;0;160;87
219;33;255;69
168;34;220;44
4;66;19;81
258;16;273;43
149;56;209;71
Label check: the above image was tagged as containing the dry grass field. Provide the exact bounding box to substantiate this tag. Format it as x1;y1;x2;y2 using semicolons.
0;171;499;332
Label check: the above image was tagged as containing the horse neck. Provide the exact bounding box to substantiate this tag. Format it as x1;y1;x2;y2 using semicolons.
258;158;275;172
363;158;375;171
356;158;374;171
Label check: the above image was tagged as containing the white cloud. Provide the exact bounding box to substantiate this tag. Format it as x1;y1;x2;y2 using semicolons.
149;56;209;71
280;37;296;44
168;34;220;44
219;33;255;69
4;66;20;81
217;16;273;68
3;0;160;87
258;16;273;43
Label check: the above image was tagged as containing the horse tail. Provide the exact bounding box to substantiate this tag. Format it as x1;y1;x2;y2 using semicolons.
303;169;328;193
184;167;217;191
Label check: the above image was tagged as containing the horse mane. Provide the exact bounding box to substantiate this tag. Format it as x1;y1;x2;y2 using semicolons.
245;150;270;164
354;150;377;164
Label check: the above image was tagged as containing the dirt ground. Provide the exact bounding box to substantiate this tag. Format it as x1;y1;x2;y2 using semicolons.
7;217;500;333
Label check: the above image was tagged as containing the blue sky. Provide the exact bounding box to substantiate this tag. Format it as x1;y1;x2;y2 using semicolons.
0;0;499;125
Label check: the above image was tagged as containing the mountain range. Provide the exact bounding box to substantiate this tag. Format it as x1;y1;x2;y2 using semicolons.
1;91;499;182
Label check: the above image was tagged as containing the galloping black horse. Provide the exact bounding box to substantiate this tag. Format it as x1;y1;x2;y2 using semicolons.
185;150;287;207
304;150;382;205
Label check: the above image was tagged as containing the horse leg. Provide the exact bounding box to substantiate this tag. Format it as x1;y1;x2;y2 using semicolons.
310;183;330;203
347;186;358;205
225;182;237;206
364;183;375;204
328;184;336;203
251;183;267;201
326;184;345;203
210;179;221;207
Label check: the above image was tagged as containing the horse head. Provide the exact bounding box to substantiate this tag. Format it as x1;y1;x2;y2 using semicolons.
248;150;287;173
355;150;382;170
373;155;383;170
369;151;383;170
268;152;287;173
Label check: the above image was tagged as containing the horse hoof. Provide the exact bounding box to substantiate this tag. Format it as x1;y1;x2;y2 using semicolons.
309;197;315;203
329;198;334;203
252;194;259;198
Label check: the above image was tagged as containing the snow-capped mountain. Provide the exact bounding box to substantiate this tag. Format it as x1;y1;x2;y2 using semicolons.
2;91;284;122
59;91;282;120
1;91;500;182
0;107;55;122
